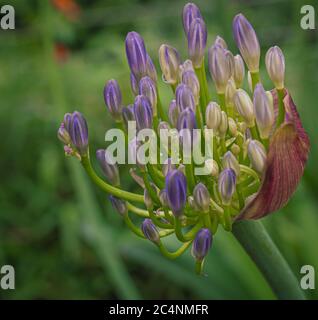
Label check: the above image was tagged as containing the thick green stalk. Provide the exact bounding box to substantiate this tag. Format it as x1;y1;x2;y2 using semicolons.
277;88;286;127
232;220;306;300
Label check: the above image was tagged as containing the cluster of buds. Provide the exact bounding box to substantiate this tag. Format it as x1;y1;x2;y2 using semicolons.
58;3;309;273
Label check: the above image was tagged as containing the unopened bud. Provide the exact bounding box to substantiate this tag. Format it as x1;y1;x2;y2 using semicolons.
228;117;238;136
247;140;267;174
192;228;212;261
234;89;255;127
96;149;120;186
265;46;285;90
141;219;160;244
159;44;181;85
193;183;210;213
222;151;240;176
57;123;71;145
205;159;219;177
168;99;179;127
182;70;200;105
218;168;236;205
109;196;127;216
206;101;221;130
218;111;228;138
233;54;245;88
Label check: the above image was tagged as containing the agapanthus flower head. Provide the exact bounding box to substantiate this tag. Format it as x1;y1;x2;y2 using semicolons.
58;2;310;275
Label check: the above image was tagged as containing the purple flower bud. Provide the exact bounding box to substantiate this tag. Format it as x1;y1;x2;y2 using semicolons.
192;228;212;261
214;35;228;49
193;183;210;213
63;113;72;133
109;195;127;216
165;169;187;216
218;168;236;205
222;151;240;176
69;111;88;155
253;83;274;139
188;18;207;68
159;44;181;85
125;31;148;78
139;76;157;115
176;83;196;112
159;189;169;207
182;70;200;105
104;79;123;121
96;149;120;186
206;101;221;130
134;95;153;131
141;219;160;244
130;73;139;96
168;99;179;128
122;104;135;130
57;122;71;145
182;3;202;35
177;107;197;131
233;89;255;127
233;54;245;88
265;46;285;89
233;14;260;72
247;140;267;174
208;45;234;94
146;54;158;83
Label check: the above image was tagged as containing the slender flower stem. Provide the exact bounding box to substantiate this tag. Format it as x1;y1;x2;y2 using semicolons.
126;203;149;217
81;154;144;203
157;92;168;122
218;93;226;113
232;220;306;300
250;71;260;91
195;62;210;120
158;241;192;260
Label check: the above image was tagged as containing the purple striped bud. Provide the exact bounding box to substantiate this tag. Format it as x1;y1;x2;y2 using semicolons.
247;140;267;174
265;46;285;90
182;70;200;105
233;54;245;88
179;59;194;80
222;151;240;176
96;149;120;186
109;196;127;216
233;14;260;72
192;228;212;261
233;89;255;127
208;45;234;94
122;105;135;130
130;73;139;96
141;219;160;244
177;107;197;131
159;44;181;85
206;101;221;130
218;168;236;205
63;113;72;133
168;99;179;127
104;79;123;121
214;35;228;49
182;3;202;35
253;83;274;139
159;189;169;207
134;95;153;131
146;54;158;83
193;183;210;213
125;31;148;78
176;83;196;112
218;111;228;138
139;76;157;115
188;18;207;68
57;123;71;145
69;111;88;155
166;169;187;216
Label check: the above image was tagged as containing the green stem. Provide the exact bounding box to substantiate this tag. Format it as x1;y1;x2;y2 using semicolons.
250;71;260;91
157;94;168;122
158;241;192;259
232;220;306;300
218;93;226;113
81;155;144;203
195;62;210;121
277;88;286;127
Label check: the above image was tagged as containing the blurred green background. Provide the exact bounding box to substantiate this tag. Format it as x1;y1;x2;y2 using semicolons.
0;0;317;299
